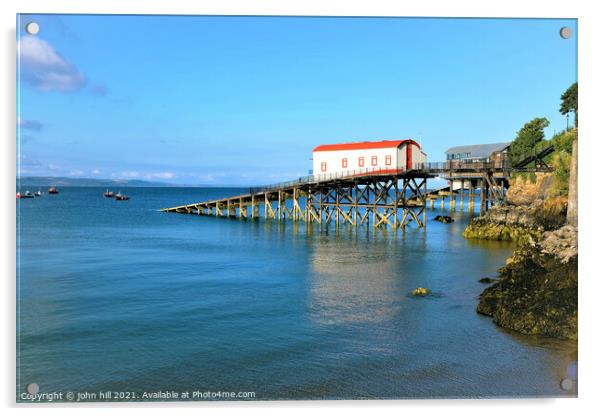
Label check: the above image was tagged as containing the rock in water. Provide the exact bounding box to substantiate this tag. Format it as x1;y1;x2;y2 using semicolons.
477;225;577;340
411;287;431;297
434;215;454;223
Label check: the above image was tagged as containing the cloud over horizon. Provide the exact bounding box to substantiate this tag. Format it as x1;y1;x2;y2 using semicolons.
18;35;86;92
17;117;43;131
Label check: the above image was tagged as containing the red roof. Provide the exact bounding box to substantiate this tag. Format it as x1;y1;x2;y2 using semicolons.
313;139;420;152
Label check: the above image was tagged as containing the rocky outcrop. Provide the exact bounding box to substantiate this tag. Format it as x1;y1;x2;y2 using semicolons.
463;197;567;242
463;135;578;340
477;226;577;340
463;205;543;242
464;170;568;243
539;225;578;264
506;172;555;206
567;138;578;227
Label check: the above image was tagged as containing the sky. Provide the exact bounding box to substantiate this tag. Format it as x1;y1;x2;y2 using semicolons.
16;15;577;186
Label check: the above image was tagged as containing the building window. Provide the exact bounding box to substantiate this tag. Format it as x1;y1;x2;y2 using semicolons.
342;158;348;168
321;162;327;172
371;156;378;166
358;157;365;167
385;155;392;166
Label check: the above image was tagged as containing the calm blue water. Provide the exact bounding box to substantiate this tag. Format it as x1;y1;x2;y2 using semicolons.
17;187;576;401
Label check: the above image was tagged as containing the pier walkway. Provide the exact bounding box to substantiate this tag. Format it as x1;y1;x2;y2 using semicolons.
162;161;552;229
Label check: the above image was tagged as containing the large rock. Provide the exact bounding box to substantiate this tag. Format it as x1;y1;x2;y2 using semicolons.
506;172;555;206
477;226;578;340
463;198;567;242
463;205;542;242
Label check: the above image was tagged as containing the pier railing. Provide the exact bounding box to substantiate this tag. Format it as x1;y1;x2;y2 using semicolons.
248;161;517;194
164;161;523;226
249;164;430;194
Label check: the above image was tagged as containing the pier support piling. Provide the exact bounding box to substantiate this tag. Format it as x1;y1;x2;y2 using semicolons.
164;173;431;230
459;179;465;211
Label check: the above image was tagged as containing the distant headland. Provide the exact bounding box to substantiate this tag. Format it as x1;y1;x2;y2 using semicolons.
16;176;216;188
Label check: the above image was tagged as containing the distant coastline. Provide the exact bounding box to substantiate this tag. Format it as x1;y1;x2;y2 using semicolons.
16;176;223;188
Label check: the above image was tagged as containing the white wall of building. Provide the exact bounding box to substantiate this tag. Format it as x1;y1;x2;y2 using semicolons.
312;147;398;177
312;142;427;179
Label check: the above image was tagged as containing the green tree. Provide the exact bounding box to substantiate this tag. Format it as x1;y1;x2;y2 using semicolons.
509;117;550;166
560;82;578;127
550;128;577;155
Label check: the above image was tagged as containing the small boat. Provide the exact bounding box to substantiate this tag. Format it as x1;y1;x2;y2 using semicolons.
48;187;59;194
115;191;130;201
34;188;43;197
103;189;114;198
18;190;34;199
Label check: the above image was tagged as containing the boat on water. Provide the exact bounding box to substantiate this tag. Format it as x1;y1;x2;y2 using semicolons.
17;190;35;199
34;188;43;197
48;187;59;194
103;189;115;198
115;191;130;201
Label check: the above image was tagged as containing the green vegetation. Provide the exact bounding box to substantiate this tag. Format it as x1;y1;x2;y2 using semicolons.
543;128;577;197
560;82;578;127
508;117;550;167
550;150;572;197
508;83;578;168
513;171;537;183
551;128;576;155
529;172;537;183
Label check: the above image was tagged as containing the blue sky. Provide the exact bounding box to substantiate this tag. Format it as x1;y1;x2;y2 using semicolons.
17;15;577;186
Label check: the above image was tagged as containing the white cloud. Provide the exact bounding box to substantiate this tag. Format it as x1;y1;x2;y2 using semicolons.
18;36;86;92
17;117;43;130
91;169;101;175
119;171;140;178
147;172;175;180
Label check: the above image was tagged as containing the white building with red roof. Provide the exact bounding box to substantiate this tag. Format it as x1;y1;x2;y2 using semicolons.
312;139;427;179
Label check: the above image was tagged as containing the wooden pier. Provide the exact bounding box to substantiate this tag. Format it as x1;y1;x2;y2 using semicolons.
426;171;510;213
163;143;554;229
163;170;432;229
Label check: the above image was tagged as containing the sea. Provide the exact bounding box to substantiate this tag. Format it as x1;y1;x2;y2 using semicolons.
16;187;577;401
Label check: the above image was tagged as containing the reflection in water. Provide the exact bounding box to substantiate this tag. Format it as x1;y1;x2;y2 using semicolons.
18;187;577;399
308;232;401;325
497;327;578;397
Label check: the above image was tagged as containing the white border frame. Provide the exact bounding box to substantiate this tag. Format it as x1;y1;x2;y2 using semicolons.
3;1;601;415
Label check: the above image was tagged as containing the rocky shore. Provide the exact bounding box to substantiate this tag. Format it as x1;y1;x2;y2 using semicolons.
465;158;578;339
463;205;542;242
463;172;567;243
463;197;566;242
476;225;577;340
